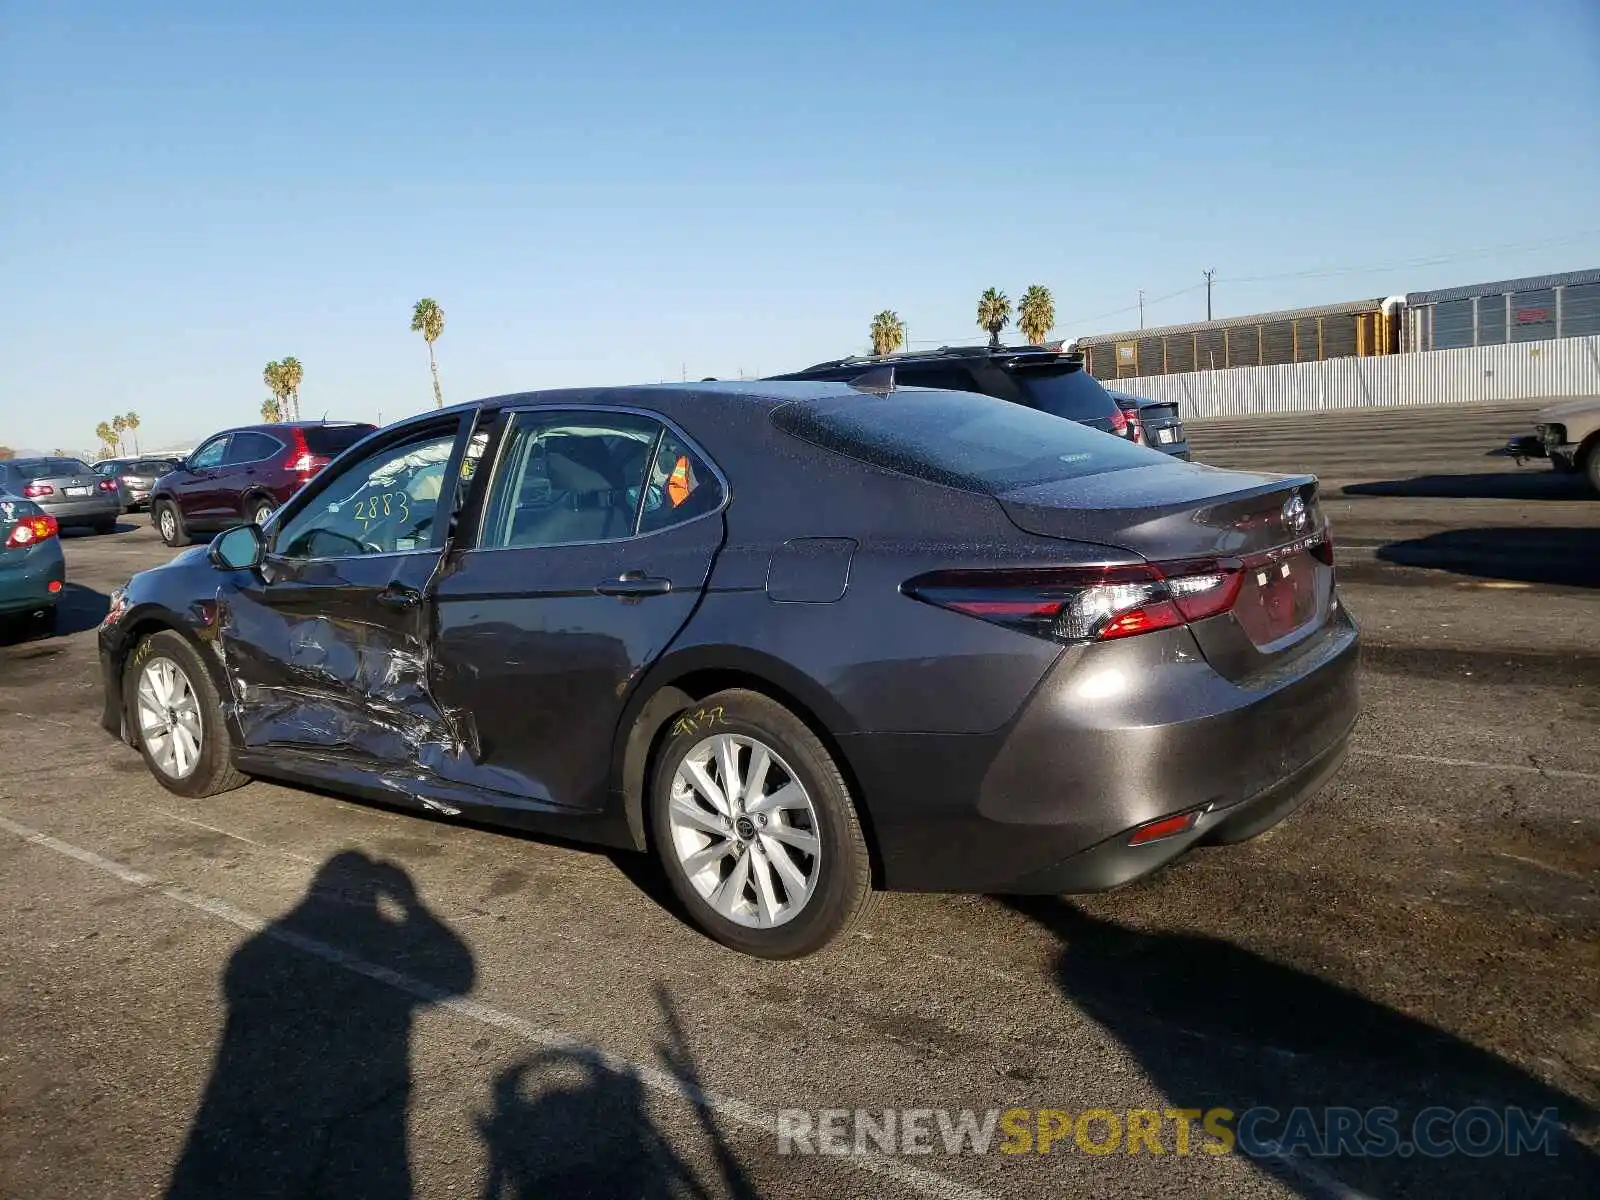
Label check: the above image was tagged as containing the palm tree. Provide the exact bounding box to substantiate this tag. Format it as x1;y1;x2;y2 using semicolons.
95;421;116;458
1017;285;1055;346
111;414;128;455
869;311;906;357
263;361;290;421
124;411;141;452
410;298;446;407
261;396;283;422
279;356;304;421
976;288;1012;348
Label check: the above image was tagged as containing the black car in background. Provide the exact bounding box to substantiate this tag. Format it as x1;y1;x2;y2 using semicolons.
1107;390;1191;459
98;381;1357;958
92;456;185;511
768;344;1140;440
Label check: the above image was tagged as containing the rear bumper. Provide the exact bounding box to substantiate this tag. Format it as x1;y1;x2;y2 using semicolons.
844;602;1361;892
0;546;66;614
41;497;121;524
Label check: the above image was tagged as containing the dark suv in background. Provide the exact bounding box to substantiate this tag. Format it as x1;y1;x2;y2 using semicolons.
149;421;376;546
92;456;185;511
1107;390;1190;459
769;344;1138;440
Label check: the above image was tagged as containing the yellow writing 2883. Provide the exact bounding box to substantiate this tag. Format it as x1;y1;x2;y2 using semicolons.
352;491;410;529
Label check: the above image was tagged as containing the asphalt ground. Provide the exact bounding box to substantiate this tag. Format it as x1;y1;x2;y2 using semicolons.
1;400;1596;1199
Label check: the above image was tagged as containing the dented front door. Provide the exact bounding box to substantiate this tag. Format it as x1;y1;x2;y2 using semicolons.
214;418;468;768
219;549;444;763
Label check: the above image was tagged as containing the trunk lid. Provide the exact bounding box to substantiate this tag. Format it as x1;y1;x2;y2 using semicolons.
997;462;1337;677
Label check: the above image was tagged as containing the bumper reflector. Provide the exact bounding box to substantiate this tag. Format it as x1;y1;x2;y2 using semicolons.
1128;810;1201;846
47;580;63;594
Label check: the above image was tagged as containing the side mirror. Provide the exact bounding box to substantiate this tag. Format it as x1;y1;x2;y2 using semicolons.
210;524;265;572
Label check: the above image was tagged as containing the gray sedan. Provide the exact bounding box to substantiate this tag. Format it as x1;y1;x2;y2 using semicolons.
0;457;122;533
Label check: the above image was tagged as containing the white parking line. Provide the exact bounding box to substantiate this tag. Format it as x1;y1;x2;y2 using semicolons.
1352;749;1600;784
0;812;992;1200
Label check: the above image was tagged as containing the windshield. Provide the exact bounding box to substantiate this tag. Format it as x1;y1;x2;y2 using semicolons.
1011;368;1120;422
772;389;1165;493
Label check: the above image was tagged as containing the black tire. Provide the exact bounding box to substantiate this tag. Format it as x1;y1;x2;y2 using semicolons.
123;630;249;798
154;500;189;547
649;688;875;958
248;497;276;527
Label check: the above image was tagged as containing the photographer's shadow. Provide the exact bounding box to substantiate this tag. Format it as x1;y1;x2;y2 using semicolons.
477;986;759;1200
167;850;475;1200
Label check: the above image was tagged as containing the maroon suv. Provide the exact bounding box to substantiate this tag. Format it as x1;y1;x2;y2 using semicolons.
150;421;376;546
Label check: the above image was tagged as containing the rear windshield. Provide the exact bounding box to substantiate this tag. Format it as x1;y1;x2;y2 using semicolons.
10;459;93;480
1011;367;1120;422
772;390;1165;492
133;459;180;474
301;425;375;456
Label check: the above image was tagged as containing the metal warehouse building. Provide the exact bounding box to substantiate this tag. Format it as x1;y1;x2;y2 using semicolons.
1074;298;1399;383
1404;268;1600;352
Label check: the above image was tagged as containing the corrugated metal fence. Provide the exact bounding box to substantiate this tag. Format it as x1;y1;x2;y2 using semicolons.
1108;334;1600;419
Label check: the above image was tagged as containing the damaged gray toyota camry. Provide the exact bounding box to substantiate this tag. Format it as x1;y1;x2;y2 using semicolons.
99;381;1359;958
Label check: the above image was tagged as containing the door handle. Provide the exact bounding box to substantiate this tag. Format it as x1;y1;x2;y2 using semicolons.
376;585;422;610
595;571;672;598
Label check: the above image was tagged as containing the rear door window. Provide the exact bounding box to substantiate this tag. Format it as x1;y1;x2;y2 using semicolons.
478;411;662;549
772;389;1163;493
224;432;282;464
638;428;723;535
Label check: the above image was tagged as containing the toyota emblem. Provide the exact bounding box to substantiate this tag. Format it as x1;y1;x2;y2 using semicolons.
1281;494;1308;534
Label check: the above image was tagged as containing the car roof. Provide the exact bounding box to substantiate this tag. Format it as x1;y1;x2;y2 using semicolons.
770;344;1082;377
393;380;872;429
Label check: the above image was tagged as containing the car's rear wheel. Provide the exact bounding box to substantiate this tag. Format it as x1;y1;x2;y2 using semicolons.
249;497;275;527
154;501;188;547
649;689;875;958
124;631;248;798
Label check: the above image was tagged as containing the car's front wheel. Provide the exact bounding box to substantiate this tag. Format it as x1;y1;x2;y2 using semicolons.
649;689;875;958
153;500;188;547
124;630;249;798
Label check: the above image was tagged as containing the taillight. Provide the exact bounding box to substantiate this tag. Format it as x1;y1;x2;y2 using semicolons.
1126;410;1146;444
904;561;1244;645
1108;407;1130;437
98;479;119;493
22;483;53;498
5;514;59;549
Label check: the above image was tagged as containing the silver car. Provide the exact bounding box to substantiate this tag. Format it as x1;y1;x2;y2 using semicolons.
0;457;122;533
92;456;184;512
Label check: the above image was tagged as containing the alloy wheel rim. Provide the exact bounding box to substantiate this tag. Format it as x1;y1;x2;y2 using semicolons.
668;733;822;928
160;508;175;540
136;657;203;779
254;503;272;525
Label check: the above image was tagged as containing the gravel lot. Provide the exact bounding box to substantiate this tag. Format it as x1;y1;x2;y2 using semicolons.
2;401;1596;1199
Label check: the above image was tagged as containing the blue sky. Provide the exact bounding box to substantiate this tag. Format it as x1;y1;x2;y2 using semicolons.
3;0;1598;453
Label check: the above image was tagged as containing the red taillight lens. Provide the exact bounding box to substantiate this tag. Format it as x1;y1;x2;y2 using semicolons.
5;515;59;548
904;561;1244;645
1129;810;1200;846
98;479;119;492
22;482;53;498
1108;407;1129;436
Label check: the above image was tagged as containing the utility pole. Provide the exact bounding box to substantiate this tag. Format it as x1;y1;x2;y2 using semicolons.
1138;289;1145;330
1203;268;1216;321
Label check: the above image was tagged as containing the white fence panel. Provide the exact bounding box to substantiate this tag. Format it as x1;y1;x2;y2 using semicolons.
1109;335;1600;419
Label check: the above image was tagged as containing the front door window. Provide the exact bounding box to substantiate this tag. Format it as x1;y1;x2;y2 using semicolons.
273;430;460;559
